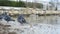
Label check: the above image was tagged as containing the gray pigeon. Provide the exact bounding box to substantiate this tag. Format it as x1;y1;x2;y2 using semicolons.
17;14;27;24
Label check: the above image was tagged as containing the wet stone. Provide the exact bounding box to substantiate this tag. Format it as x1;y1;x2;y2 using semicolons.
8;32;17;34
3;25;11;27
0;32;3;34
0;23;4;27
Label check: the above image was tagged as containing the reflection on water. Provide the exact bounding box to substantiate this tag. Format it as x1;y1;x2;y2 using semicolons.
25;14;60;25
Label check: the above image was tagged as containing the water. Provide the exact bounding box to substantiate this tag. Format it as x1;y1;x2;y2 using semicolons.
0;15;60;34
25;14;60;25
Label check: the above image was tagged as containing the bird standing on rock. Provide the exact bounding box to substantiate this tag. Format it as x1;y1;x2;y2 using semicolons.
17;14;27;24
2;12;15;22
4;15;15;22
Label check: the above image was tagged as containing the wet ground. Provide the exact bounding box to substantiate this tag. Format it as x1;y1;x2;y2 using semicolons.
0;14;60;34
